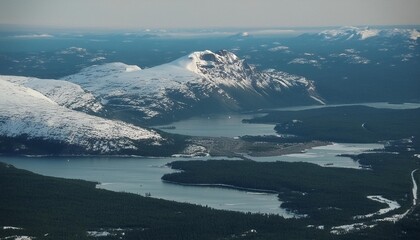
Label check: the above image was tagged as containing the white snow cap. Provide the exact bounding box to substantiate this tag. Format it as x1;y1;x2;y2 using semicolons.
172;50;240;74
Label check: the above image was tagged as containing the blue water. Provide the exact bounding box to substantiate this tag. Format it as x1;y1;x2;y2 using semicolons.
250;142;384;169
155;102;420;138
155;113;275;137
1;102;413;215
0;142;384;215
0;156;292;217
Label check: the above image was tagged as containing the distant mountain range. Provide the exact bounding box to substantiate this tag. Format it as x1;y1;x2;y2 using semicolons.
0;26;418;104
309;26;419;41
1;26;418;155
0;50;322;155
288;26;420;103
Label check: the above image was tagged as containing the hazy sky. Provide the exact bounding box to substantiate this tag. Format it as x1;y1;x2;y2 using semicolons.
1;0;420;29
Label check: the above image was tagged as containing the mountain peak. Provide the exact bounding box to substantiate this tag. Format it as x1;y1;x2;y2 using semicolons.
61;50;322;124
171;50;241;74
189;50;239;62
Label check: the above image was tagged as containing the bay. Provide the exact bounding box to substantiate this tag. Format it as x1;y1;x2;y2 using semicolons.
0;156;293;217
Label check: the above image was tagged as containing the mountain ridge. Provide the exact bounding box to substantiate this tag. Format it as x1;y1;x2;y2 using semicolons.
62;50;323;125
0;50;323;155
0;78;177;155
314;26;419;41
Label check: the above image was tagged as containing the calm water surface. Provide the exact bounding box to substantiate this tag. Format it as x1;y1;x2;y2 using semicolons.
250;143;384;169
2;102;411;215
155;102;420;138
155;113;275;137
0;142;382;215
270;102;420;111
0;156;293;217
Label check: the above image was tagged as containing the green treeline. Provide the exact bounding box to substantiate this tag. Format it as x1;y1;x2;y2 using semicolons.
244;106;420;143
163;137;420;232
0;162;323;240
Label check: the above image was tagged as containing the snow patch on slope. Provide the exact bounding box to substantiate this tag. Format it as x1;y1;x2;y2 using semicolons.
125;65;141;72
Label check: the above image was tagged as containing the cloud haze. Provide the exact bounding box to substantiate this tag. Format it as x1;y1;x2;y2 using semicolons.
1;0;419;29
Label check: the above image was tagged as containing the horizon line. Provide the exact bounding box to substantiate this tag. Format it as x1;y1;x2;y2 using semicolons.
0;23;419;33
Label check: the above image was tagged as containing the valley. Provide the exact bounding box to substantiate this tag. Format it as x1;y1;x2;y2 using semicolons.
0;25;419;240
2;104;420;239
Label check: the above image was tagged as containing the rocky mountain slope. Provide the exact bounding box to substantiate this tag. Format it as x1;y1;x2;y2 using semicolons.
62;50;323;124
0;50;323;155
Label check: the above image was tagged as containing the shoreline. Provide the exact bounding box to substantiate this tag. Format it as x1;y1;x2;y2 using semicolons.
0;140;331;159
247;140;330;157
162;179;279;194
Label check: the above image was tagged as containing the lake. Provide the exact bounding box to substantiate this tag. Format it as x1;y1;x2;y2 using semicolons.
155;113;275;138
250;142;384;169
1;102;414;215
0;156;292;217
0;142;383;216
155;102;420;138
270;102;420;111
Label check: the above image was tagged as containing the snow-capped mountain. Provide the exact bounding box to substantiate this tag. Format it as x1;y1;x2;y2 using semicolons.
1;75;103;114
62;50;323;124
0;78;167;155
315;26;419;41
0;50;323;155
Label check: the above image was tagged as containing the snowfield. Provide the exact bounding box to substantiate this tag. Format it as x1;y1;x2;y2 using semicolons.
0;79;162;153
0;75;103;113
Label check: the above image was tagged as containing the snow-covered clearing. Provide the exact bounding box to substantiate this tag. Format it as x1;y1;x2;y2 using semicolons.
330;168;419;235
353;196;400;220
411;169;418;205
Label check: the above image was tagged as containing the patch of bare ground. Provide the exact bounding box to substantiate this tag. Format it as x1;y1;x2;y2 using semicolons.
190;136;329;159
